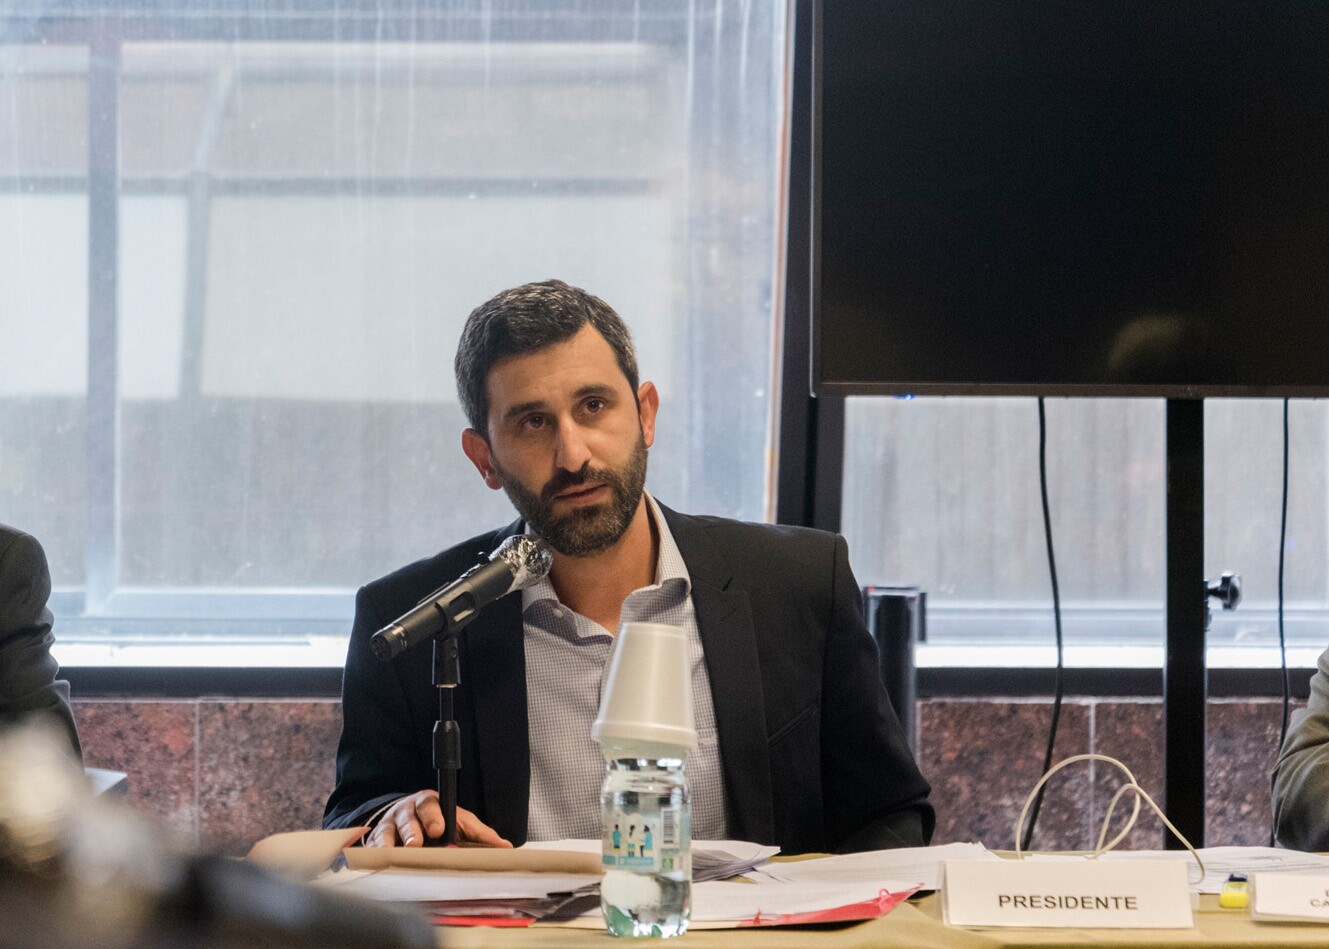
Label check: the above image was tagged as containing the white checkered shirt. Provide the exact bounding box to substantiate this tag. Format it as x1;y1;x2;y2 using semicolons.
521;494;730;841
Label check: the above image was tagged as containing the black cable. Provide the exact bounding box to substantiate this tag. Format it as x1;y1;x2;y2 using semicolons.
1271;399;1291;848
1021;397;1065;852
1278;399;1292;747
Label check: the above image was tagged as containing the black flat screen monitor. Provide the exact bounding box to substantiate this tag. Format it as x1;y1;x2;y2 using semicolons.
814;0;1329;397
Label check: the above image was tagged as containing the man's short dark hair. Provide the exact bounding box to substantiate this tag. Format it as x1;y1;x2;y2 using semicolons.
454;279;640;436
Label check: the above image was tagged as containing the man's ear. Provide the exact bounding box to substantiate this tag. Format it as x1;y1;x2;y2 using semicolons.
462;428;503;490
637;381;659;448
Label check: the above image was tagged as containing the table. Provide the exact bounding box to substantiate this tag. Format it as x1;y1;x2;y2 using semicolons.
435;894;1329;948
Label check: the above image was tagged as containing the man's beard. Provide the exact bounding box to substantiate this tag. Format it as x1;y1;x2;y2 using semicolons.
495;434;649;557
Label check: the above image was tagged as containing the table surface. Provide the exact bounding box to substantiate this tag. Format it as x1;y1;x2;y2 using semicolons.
434;893;1329;949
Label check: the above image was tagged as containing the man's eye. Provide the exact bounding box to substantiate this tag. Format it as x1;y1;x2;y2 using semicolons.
584;398;605;413
523;415;548;430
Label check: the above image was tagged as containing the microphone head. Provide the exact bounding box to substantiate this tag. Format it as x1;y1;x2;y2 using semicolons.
370;625;407;662
491;535;553;593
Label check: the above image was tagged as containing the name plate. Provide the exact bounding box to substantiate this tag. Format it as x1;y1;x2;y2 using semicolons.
1252;873;1329;922
943;859;1194;929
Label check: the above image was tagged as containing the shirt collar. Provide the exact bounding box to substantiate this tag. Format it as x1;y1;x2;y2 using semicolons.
520;492;691;611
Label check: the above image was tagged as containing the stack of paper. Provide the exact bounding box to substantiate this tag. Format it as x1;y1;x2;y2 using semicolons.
317;866;601;924
317;839;780;926
1025;845;1329;894
750;841;999;890
546;878;921;930
314;839;969;928
257;830;934;927
318;868;603;903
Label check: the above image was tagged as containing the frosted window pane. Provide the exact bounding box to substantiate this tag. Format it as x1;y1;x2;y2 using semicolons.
0;45;88;586
106;7;784;594
844;397;1329;652
842;397;1166;647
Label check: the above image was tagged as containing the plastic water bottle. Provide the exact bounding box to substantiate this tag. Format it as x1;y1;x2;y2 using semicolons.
599;756;691;938
592;623;697;938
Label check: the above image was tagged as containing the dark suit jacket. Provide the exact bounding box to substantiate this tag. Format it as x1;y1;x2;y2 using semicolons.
0;524;81;759
324;505;933;854
1272;644;1329;850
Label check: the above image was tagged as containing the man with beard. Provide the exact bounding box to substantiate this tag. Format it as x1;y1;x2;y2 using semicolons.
324;280;933;854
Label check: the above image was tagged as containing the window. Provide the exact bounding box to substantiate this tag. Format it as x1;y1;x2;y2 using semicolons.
1;4;789;663
842;397;1327;668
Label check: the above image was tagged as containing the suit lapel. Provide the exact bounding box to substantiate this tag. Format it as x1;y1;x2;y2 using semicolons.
461;522;530;844
663;507;776;844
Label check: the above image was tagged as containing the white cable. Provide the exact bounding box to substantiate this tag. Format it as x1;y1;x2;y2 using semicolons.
1094;780;1143;854
1012;753;1205;885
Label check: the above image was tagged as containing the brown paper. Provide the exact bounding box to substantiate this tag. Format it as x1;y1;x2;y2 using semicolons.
247;827;369;880
343;845;603;875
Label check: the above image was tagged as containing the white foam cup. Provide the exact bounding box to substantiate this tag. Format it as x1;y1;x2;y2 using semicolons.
592;622;698;759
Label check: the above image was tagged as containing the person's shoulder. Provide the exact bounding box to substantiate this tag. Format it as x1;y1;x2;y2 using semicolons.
0;524;47;574
663;507;840;568
668;507;834;543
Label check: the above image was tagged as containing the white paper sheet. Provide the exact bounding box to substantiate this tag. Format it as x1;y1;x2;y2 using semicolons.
749;841;997;890
1025;845;1329;893
315;868;602;902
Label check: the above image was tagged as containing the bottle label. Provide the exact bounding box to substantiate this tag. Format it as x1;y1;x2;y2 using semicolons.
602;805;690;874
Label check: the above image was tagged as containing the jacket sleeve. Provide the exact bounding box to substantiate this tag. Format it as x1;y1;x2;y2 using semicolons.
819;535;934;852
0;529;82;761
323;584;429;829
1272;645;1329;850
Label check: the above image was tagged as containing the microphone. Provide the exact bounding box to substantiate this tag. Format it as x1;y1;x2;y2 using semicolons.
370;535;553;662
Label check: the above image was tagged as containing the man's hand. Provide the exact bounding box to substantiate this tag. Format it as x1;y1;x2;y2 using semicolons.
365;790;513;848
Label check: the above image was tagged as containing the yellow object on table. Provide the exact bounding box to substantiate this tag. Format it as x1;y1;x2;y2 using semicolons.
1219;873;1250;910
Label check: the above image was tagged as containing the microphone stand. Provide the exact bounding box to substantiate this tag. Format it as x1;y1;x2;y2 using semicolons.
373;537;552;846
415;578;484;848
433;634;462;846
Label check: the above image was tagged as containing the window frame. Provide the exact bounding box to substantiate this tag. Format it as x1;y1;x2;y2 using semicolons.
8;4;786;668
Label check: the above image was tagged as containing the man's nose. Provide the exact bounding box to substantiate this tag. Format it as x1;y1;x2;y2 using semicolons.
553;419;593;472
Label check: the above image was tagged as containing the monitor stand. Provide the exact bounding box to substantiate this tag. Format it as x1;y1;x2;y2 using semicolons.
1165;398;1207;848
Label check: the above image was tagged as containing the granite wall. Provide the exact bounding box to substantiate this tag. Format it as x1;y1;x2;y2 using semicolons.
72;696;1295;856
